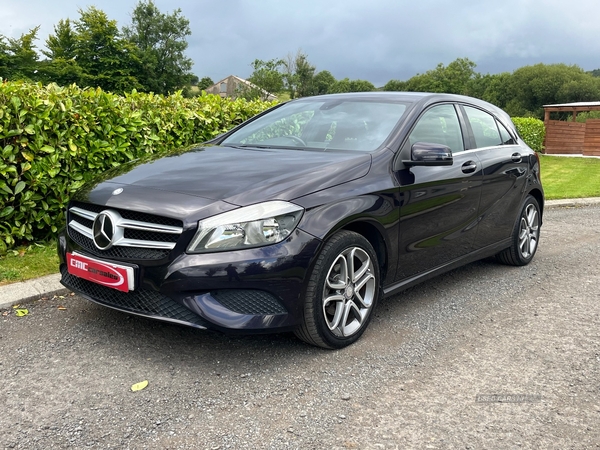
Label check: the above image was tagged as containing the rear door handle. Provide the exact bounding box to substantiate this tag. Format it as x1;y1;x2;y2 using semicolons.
511;152;522;163
461;161;477;174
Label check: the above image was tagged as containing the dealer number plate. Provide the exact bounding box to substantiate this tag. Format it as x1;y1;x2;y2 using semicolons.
66;252;135;292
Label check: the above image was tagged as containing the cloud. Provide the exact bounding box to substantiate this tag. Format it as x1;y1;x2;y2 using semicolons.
3;0;600;86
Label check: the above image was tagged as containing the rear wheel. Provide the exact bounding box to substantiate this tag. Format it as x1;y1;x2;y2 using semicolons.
497;195;541;266
295;230;380;349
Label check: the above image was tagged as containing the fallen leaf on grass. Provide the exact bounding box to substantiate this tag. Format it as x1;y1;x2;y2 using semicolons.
15;309;29;317
131;380;149;392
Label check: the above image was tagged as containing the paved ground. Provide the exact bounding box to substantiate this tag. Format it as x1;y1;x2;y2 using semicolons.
1;205;599;449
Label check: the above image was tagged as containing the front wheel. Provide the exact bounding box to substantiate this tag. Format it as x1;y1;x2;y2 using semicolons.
496;195;541;266
295;230;380;349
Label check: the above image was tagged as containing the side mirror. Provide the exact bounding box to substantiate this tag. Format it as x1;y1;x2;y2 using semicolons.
403;142;453;166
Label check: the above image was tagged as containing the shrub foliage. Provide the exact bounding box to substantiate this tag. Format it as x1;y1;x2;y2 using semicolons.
0;80;275;248
0;79;548;250
512;117;546;152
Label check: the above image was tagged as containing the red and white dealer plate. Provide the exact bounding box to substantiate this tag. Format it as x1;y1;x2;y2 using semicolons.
66;252;135;292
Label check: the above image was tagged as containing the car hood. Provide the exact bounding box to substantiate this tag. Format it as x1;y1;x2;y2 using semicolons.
86;145;371;207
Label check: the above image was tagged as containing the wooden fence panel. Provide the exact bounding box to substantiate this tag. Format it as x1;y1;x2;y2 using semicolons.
583;119;600;156
544;120;586;154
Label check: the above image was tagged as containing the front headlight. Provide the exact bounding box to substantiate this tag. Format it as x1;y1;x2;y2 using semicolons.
187;201;304;254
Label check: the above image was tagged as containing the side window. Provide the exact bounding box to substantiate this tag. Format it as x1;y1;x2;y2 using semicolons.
498;121;516;145
464;106;502;148
406;104;464;154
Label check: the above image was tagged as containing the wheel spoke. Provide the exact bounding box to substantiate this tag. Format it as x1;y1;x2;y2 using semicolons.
526;206;538;228
340;300;364;336
326;254;348;290
354;273;375;307
350;248;370;283
323;294;345;331
521;235;530;256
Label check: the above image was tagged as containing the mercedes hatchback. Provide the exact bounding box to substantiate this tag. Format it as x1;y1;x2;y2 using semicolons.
58;92;543;348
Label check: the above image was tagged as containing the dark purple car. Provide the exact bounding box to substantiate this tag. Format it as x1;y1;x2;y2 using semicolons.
58;92;543;348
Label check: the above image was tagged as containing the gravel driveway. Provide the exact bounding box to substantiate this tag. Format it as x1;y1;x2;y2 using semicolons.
1;205;599;449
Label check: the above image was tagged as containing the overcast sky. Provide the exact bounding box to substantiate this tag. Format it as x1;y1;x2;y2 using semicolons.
2;0;600;87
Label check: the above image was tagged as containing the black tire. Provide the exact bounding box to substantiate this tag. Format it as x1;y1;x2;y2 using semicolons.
294;230;380;349
496;195;541;266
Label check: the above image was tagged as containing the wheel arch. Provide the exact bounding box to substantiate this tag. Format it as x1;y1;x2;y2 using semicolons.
340;220;389;283
527;188;544;224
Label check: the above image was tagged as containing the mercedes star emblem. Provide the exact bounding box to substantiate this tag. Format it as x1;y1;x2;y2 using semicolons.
92;211;117;250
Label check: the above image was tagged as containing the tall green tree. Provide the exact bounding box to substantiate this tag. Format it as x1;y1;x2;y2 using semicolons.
72;7;141;93
383;79;407;91
43;19;76;60
328;78;375;93
247;58;285;99
404;57;477;94
283;50;316;98
122;0;193;95
0;27;40;81
40;19;83;86
294;53;316;97
312;70;336;96
505;63;600;117
196;76;214;90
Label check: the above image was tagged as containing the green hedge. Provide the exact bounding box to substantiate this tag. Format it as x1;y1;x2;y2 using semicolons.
0;81;549;251
512;117;545;152
0;80;276;250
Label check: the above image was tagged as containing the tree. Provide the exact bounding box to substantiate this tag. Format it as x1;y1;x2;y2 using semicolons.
247;58;285;99
505;63;600;117
40;19;83;86
72;7;141;93
122;0;193;95
383;79;407;91
328;78;375;93
37;58;84;87
294;53;316;97
282;50;316;98
312;70;336;95
196;76;214;90
0;27;40;81
43;19;76;60
403;57;477;94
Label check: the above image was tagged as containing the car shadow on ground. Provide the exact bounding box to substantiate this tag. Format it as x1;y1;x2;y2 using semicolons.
62;257;518;377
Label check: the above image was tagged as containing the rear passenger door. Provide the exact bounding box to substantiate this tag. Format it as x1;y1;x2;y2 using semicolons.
395;104;482;280
459;105;529;249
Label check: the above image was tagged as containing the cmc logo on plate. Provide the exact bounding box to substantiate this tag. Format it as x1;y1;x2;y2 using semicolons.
66;253;133;292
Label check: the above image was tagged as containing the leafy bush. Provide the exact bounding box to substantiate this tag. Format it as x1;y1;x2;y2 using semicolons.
0;80;276;249
512;117;545;152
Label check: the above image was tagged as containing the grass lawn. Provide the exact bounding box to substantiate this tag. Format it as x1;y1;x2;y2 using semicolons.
0;242;59;286
539;155;600;200
0;155;598;285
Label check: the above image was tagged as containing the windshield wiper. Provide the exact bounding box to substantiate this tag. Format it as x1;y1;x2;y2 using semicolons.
221;144;275;150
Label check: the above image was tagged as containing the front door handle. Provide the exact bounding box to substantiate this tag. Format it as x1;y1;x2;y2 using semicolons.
511;153;522;163
461;161;477;174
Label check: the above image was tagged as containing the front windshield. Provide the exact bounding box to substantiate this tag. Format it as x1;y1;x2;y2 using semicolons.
221;98;409;152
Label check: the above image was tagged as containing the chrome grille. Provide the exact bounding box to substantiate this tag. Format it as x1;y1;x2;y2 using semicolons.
67;202;183;261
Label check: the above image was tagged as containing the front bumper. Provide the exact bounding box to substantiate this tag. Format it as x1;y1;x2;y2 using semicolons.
58;228;321;333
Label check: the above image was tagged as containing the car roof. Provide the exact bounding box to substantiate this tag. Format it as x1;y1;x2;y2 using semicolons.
294;91;513;127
